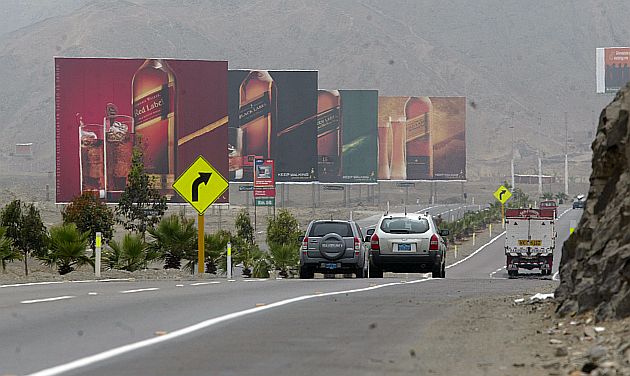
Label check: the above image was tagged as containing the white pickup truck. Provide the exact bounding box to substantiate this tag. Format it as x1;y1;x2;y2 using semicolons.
504;208;556;277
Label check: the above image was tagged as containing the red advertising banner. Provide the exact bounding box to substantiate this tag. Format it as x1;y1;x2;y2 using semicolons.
596;47;630;93
254;158;275;188
55;58;228;203
253;188;276;197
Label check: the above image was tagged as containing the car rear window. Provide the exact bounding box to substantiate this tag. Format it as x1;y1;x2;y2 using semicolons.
380;217;430;234
309;222;354;237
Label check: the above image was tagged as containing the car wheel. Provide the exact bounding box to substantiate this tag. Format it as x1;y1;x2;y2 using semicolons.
441;262;446;278
355;266;366;278
369;264;383;278
299;265;314;279
432;263;442;278
508;269;518;278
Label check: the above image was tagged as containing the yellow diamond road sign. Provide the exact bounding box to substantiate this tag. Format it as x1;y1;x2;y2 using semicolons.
493;185;512;204
172;156;228;214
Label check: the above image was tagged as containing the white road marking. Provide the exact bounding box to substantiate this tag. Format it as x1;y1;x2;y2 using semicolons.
243;279;268;282
21;296;76;304
189;281;221;286
119;288;159;294
489;267;505;279
88;292;98;296
1;281;65;288
26;279;431;376
446;231;506;269
552;271;560;281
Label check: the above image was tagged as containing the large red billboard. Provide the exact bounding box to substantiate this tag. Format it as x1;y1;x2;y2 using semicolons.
55;58;228;204
377;96;466;181
596;47;630;94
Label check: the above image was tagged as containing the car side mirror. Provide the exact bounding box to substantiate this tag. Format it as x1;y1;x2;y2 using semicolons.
298;235;305;243
366;228;375;236
364;236;371;242
439;229;450;237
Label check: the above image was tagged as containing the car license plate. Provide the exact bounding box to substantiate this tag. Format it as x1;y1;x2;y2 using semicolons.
397;243;412;251
322;263;339;269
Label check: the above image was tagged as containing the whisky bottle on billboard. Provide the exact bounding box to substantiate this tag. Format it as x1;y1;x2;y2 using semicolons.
132;59;176;198
405;96;432;179
239;70;275;180
389;116;407;180
317;90;342;180
377;119;391;180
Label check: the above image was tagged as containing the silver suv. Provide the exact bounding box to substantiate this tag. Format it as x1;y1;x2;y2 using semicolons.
366;213;449;278
299;220;368;279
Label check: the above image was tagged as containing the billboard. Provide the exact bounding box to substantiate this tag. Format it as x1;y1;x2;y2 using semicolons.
228;70;318;183
55;58;228;203
596;47;630;94
317;89;378;183
377;96;466;181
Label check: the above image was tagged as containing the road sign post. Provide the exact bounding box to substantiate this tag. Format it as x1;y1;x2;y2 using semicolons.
198;214;204;274
493;185;512;229
172;156;229;276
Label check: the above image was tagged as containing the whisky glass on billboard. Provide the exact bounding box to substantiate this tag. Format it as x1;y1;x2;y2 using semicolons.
79;121;105;195
132;59;176;198
377;119;391;179
105;114;134;199
317;90;342;180
405;96;433;179
390;116;407;180
239;70;275;180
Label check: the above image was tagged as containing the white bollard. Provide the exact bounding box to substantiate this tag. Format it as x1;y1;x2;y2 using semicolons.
489;224;493;239
472;232;476;246
454;245;458;259
95;232;102;278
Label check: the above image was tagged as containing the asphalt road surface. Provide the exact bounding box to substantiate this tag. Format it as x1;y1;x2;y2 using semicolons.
0;207;583;376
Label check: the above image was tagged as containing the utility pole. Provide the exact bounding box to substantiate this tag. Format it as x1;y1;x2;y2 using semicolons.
510;120;515;191
538;114;542;196
564;111;569;196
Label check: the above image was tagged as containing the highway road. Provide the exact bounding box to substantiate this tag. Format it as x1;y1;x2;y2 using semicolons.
0;207;583;376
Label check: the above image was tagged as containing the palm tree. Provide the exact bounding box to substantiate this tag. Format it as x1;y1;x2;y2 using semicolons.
148;214;196;270
0;226;21;272
43;223;92;275
204;230;231;274
233;243;264;277
105;233;157;272
269;244;299;278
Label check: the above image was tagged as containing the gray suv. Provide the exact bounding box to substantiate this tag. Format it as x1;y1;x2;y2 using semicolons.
299;220;368;279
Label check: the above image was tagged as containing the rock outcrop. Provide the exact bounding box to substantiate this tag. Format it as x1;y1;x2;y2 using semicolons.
556;83;630;320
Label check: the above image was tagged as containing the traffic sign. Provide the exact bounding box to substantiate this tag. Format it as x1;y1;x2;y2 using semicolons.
493;185;512;204
172;156;229;214
255;197;275;206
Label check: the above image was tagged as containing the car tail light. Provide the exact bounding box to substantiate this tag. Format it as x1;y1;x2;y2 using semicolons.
302;237;308;251
429;234;439;251
370;234;380;250
354;237;361;255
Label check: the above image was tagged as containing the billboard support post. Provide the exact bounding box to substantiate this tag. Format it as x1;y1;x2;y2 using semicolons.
312;183;316;217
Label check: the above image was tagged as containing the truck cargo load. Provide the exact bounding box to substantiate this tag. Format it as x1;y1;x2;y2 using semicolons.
504;208;556;277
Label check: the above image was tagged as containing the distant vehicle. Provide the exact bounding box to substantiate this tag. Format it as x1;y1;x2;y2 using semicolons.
539;200;558;217
299;220;368;279
367;212;449;278
504;208;556;277
572;194;586;209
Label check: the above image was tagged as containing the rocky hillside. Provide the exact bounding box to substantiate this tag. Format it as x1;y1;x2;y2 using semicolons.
556;82;630;320
0;0;626;180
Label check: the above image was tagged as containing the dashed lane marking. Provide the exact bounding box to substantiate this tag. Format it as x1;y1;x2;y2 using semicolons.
189;282;221;286
21;296;76;304
119;288;159;294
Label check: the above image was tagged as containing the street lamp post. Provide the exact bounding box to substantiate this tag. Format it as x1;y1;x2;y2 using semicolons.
564;112;569;196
